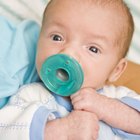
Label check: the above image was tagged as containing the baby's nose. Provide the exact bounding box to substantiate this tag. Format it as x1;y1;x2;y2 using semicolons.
59;47;80;63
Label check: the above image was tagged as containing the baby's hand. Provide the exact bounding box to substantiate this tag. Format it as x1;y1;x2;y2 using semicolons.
66;110;99;140
45;110;99;140
71;88;105;119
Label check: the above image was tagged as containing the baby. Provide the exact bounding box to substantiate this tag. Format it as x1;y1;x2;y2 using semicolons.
0;0;140;140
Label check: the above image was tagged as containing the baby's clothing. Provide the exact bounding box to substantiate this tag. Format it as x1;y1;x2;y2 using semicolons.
0;83;140;140
0;16;140;140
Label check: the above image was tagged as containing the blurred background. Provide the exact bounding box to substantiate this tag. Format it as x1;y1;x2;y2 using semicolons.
0;0;139;64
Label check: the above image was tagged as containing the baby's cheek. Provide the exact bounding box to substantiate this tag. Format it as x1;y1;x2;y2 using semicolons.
35;59;41;74
35;57;44;79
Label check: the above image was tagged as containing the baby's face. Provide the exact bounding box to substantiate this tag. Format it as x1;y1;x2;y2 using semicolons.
36;0;126;90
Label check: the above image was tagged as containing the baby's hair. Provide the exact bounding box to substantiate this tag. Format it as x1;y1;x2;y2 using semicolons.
43;0;134;58
97;0;134;58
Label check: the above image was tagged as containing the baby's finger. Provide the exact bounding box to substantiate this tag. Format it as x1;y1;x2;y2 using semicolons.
72;100;84;110
71;94;82;105
70;91;80;100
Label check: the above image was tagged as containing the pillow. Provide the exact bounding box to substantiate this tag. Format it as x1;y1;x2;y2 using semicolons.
113;61;140;94
0;0;49;24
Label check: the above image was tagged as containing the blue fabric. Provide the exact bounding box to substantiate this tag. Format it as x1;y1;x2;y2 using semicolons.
120;97;140;112
52;93;73;112
30;106;60;140
0;97;9;108
0;16;40;108
112;128;140;140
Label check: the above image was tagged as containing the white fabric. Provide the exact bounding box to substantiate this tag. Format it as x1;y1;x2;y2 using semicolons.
102;85;140;100
0;83;68;140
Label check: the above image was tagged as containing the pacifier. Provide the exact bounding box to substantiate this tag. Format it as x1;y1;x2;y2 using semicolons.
40;54;84;96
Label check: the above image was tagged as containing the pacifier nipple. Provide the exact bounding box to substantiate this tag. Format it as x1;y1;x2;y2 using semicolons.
56;69;69;81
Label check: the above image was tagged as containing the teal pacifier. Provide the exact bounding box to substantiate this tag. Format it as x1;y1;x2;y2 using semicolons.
40;54;84;96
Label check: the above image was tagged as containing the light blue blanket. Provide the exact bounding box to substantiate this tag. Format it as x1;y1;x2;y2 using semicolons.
0;16;40;108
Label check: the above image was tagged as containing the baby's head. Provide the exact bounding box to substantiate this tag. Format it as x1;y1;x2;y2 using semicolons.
36;0;134;90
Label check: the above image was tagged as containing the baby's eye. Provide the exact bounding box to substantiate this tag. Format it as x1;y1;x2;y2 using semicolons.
89;46;100;54
51;34;63;41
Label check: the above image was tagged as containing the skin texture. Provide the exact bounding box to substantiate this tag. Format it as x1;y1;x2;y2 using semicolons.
45;111;99;140
71;88;140;134
35;0;140;139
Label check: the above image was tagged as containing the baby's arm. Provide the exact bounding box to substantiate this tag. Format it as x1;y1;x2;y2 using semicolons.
71;87;140;135
45;110;99;140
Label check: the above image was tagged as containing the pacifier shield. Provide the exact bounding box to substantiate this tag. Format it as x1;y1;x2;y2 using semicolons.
40;54;84;96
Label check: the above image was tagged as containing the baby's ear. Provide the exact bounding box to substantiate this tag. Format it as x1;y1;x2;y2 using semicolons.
108;58;127;82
